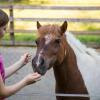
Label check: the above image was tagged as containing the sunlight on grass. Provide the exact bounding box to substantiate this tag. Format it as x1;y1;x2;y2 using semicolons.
2;8;100;31
13;21;100;31
1;0;100;44
1;0;100;6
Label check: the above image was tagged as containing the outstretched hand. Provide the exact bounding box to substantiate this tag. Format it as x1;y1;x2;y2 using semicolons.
24;72;41;85
20;53;31;65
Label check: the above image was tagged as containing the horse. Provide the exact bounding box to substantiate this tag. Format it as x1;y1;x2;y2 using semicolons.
32;21;100;100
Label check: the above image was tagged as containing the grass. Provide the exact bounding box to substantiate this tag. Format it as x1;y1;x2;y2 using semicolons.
0;1;100;37
77;35;100;43
2;33;37;42
1;2;100;32
0;0;100;45
2;33;100;44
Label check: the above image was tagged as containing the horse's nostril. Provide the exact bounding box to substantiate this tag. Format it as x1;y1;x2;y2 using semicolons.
32;58;37;68
40;58;44;66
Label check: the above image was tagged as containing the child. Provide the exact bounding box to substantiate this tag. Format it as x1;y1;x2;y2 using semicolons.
0;9;41;99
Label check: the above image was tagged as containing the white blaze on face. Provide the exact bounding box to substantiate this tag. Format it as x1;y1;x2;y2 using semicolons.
36;49;43;67
36;34;53;67
45;34;53;45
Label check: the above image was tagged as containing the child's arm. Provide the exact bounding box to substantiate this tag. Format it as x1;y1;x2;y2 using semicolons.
5;53;31;79
0;73;41;98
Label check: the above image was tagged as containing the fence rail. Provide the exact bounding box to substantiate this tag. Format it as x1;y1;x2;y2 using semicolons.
0;5;100;46
8;29;100;35
16;92;90;98
14;18;100;23
1;5;100;10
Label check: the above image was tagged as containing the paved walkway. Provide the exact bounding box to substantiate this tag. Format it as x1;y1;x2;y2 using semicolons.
0;47;100;100
1;47;55;100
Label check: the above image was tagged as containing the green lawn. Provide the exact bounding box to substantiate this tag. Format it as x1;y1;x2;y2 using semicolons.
2;33;100;44
2;33;37;42
0;0;100;45
77;35;100;44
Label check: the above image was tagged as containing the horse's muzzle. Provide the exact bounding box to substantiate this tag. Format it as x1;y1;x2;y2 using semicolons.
32;57;47;75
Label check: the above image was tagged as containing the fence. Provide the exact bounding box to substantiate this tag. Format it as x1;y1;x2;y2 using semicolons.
0;5;100;46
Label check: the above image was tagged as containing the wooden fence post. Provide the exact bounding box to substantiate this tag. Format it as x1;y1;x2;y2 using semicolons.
9;5;15;45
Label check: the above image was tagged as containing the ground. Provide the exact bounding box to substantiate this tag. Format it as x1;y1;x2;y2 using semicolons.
0;47;100;100
1;47;55;100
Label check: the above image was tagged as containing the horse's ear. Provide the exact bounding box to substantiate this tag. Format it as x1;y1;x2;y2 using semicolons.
37;21;41;29
60;21;68;35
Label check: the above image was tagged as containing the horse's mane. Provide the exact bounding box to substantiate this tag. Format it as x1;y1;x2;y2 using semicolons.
65;31;100;99
66;31;100;61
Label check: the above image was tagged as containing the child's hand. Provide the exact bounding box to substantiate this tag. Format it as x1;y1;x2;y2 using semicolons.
24;72;41;85
20;53;31;65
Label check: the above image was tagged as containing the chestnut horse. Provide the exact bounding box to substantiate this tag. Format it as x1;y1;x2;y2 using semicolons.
32;21;90;100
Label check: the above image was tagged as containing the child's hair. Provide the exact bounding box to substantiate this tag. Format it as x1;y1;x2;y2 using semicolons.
0;9;9;27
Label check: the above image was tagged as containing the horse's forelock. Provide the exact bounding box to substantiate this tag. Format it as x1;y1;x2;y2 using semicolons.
38;24;61;37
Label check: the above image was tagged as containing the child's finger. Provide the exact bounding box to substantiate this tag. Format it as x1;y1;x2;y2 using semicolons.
26;55;32;60
25;57;31;63
24;53;29;56
34;78;41;82
33;72;40;75
27;56;31;59
32;73;41;79
32;73;41;76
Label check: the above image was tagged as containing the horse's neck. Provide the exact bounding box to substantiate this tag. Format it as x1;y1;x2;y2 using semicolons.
53;44;88;93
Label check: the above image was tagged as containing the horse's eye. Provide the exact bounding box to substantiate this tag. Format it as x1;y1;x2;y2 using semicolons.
35;39;39;45
55;39;61;44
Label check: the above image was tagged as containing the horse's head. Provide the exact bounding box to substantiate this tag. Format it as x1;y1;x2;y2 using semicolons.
32;21;68;75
